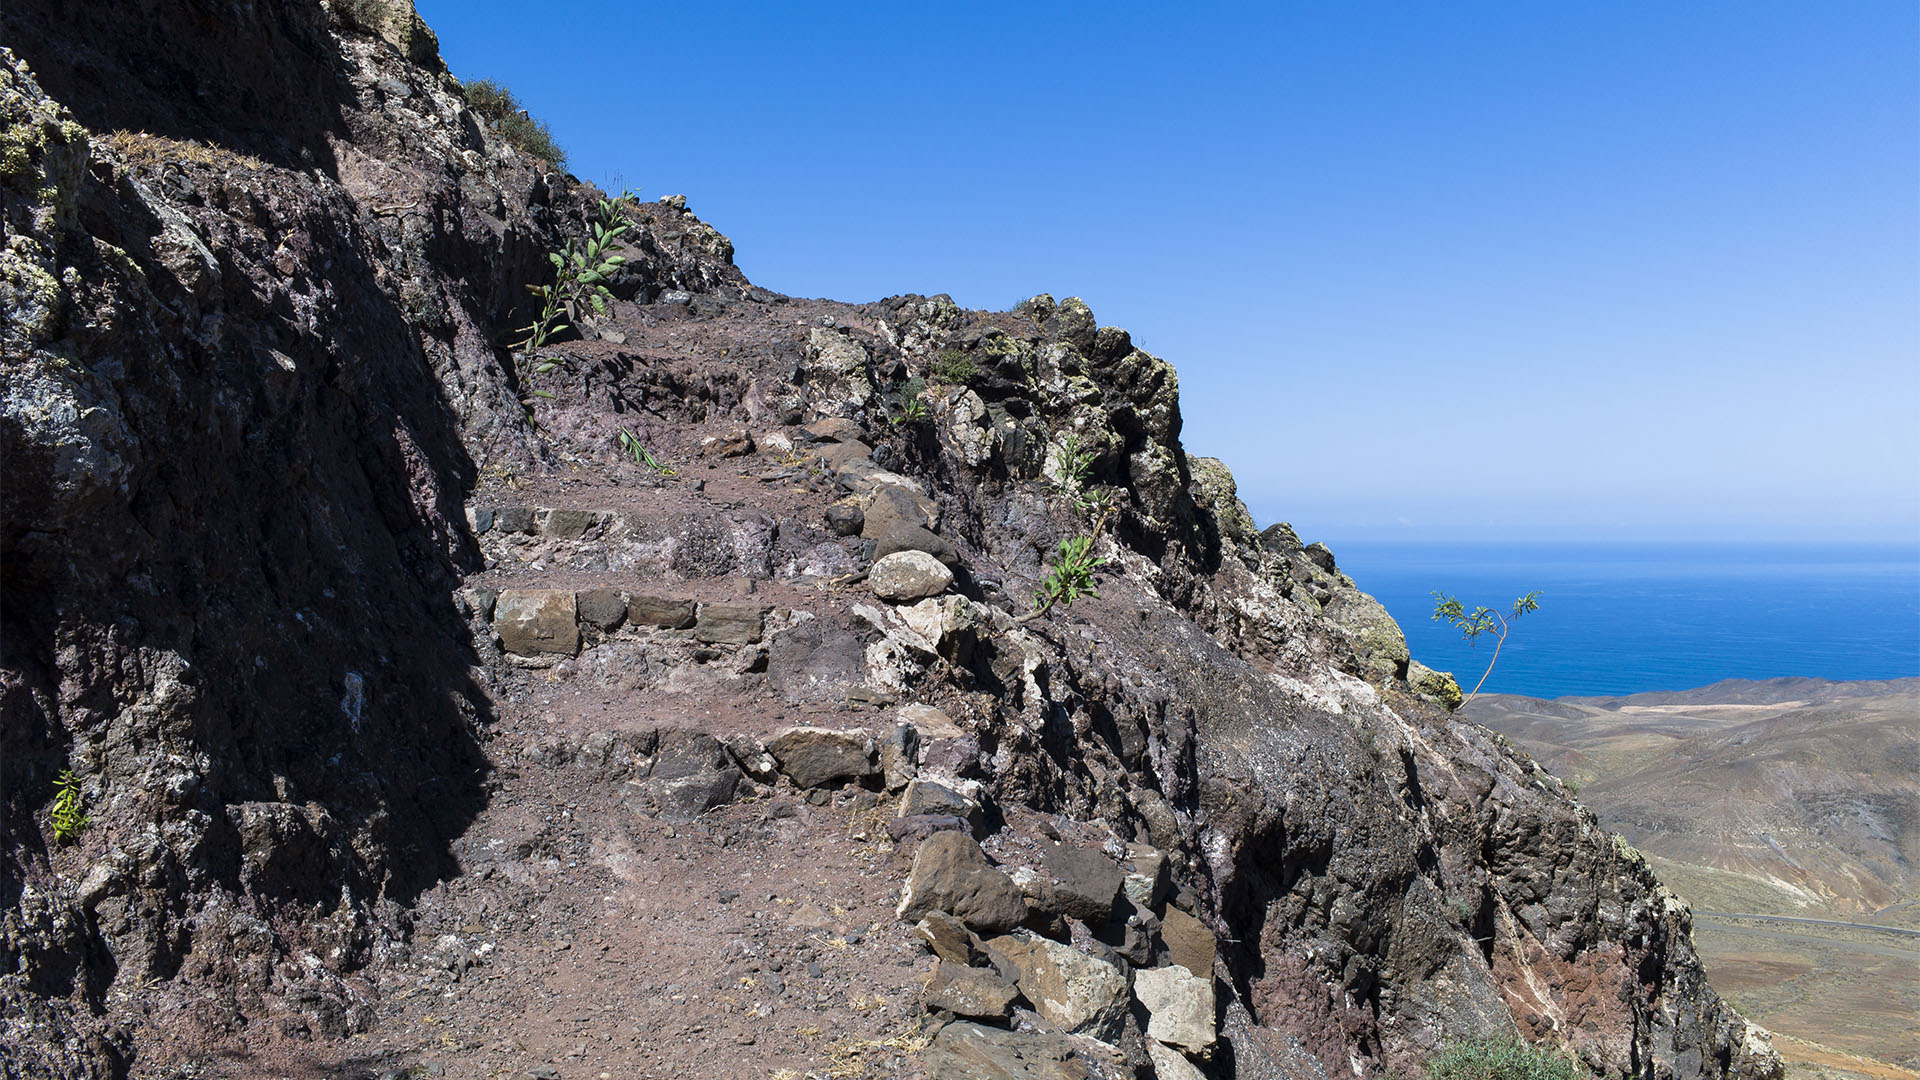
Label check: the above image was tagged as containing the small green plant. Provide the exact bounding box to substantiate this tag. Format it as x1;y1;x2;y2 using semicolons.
1053;432;1094;491
1050;433;1113;516
930;348;980;386
515;194;635;372
1021;534;1109;623
49;769;88;845
892;377;931;426
1425;1037;1581;1080
463;78;567;168
1431;590;1541;710
618;427;674;475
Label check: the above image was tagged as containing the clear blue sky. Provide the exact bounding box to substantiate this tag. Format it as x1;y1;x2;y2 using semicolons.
419;1;1919;543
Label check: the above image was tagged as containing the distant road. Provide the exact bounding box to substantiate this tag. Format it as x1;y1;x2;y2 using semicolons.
1695;911;1920;939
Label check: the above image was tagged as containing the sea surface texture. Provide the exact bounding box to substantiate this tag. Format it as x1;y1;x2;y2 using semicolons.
1328;542;1920;698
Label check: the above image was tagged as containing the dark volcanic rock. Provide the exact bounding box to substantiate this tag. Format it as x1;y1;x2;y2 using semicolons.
766;727;874;789
897;832;1028;934
1040;842;1124;925
629;593;698;629
575;588;628;631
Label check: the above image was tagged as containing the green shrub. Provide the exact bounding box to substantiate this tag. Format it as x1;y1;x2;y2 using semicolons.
463;78;567;168
931;348;980;386
49;769;87;844
1426;1038;1583;1080
892;377;931;426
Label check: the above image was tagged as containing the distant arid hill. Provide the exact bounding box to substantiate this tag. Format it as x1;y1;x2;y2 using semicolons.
1469;677;1918;918
1469;678;1920;1078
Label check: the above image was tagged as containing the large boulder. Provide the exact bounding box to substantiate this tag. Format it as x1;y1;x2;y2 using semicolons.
898;778;986;836
626;733;740;823
897;832;1027;933
1159;906;1216;980
871;522;958;566
983;930;1129;1043
870;550;953;602
1132;964;1215;1054
1041;843;1124;926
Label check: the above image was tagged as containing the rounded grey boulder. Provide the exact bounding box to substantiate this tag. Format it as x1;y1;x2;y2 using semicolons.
870;550;954;602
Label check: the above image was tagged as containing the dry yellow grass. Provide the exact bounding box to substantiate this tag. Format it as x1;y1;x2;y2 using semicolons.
102;130;264;173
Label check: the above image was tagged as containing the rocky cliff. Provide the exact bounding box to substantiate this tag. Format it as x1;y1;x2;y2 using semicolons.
0;3;1781;1078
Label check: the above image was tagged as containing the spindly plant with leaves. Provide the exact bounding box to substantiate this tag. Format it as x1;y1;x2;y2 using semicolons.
1019;432;1121;623
1050;432;1113;516
1020;531;1110;624
49;769;88;845
618;426;674;475
1431;590;1542;709
891;377;931;426
515;193;638;382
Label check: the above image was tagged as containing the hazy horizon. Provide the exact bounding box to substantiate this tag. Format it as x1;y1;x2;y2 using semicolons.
420;0;1920;545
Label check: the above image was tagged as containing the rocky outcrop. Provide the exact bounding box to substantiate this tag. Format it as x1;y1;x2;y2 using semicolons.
0;2;1778;1078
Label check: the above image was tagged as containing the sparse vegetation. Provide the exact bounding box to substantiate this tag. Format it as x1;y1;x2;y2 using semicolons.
49;769;87;844
892;378;931;426
515;193;635;371
462;78;567;168
930;348;980;386
1431;590;1542;710
1022;533;1109;622
1426;1037;1582;1080
618;427;674;475
103;130;265;173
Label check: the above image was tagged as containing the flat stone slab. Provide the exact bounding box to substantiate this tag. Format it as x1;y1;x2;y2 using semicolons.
493;590;579;656
1132;963;1216;1054
629;594;696;629
693;603;766;644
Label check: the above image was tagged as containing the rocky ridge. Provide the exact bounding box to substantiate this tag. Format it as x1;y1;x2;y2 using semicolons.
1;2;1781;1078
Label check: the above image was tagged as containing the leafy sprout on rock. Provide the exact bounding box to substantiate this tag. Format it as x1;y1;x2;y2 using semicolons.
1431;590;1542;710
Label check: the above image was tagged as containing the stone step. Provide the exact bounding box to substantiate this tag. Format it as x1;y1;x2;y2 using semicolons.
458;584;770;658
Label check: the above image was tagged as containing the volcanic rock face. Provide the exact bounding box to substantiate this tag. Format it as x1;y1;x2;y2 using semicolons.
0;2;1778;1078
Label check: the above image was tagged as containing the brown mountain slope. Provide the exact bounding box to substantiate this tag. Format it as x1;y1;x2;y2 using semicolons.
1468;680;1919;1076
1468;679;1920;919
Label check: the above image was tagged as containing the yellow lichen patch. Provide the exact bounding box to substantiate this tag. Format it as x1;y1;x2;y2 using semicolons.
102;130;264;174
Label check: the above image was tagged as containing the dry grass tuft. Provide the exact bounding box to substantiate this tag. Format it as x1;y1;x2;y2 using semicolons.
102;130;264;173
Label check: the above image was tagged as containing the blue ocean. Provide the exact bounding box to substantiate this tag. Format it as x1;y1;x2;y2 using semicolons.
1321;542;1920;699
